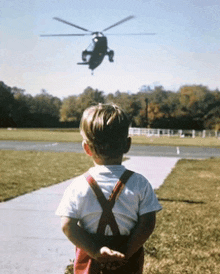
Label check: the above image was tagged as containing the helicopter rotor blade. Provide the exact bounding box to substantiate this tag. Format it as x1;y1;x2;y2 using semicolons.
40;32;156;37
40;34;90;37
53;17;92;32
102;15;135;32
106;33;156;35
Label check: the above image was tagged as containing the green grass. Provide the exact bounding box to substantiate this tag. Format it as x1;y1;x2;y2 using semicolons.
0;128;82;143
0;128;220;147
144;158;220;274
0;150;93;202
132;135;220;147
1;150;219;273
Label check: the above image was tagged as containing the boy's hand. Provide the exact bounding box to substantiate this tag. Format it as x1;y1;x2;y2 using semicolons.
94;246;127;270
96;246;125;262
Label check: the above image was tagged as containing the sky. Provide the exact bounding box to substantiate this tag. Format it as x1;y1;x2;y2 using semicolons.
1;0;220;99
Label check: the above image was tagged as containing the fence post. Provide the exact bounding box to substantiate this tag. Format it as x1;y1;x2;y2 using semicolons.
192;130;195;138
157;129;160;137
202;130;206;138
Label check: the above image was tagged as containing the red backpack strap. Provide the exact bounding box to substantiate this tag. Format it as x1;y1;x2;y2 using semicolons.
84;170;134;236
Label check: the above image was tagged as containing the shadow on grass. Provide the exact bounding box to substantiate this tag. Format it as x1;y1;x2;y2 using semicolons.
158;198;205;204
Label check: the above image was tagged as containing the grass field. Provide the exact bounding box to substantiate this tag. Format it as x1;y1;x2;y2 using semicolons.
0;128;83;143
1;150;219;273
0;150;93;202
144;158;220;274
0;128;220;147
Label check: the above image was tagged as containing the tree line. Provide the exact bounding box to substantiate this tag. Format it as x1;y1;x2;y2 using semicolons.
1;81;220;130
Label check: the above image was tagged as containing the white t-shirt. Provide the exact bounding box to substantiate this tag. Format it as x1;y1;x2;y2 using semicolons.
56;165;162;236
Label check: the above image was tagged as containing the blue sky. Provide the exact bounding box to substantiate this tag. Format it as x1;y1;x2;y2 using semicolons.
1;0;220;98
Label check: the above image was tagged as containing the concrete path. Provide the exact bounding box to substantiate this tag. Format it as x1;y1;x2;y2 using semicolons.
0;156;179;274
123;156;179;189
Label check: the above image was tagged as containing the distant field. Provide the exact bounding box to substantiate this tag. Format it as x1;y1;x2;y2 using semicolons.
0;128;82;143
0;128;220;147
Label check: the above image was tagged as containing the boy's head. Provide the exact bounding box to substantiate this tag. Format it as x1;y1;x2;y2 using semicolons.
80;103;131;160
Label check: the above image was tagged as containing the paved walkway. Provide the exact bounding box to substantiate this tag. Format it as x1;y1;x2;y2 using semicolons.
0;156;179;274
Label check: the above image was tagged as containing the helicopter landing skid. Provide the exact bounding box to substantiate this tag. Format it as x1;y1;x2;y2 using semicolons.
77;62;89;65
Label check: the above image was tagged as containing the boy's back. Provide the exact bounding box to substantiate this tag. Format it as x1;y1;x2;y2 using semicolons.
56;164;161;236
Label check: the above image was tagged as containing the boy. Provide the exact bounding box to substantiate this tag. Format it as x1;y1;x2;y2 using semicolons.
56;104;162;273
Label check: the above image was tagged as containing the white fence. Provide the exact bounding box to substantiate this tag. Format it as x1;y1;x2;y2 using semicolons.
129;127;220;138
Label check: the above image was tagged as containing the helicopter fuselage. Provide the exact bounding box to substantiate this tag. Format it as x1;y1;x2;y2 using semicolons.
78;33;111;70
88;34;108;70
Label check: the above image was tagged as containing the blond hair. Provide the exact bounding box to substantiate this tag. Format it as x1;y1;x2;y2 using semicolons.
80;104;130;159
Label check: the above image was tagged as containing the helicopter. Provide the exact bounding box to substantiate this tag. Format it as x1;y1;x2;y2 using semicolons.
40;16;155;73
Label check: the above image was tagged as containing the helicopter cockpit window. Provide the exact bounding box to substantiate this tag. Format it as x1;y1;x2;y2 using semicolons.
87;42;95;51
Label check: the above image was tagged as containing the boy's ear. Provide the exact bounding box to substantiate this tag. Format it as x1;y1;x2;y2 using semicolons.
123;137;131;154
82;140;93;157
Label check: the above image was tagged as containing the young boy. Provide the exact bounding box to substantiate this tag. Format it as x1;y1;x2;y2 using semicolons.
56;104;162;273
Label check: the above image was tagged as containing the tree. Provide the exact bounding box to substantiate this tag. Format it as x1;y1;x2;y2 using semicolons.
203;89;220;130
76;87;105;113
0;82;17;127
26;90;62;127
11;87;33;127
180;85;209;107
30;90;61;117
149;86;168;104
60;95;81;125
59;87;105;124
178;85;218;129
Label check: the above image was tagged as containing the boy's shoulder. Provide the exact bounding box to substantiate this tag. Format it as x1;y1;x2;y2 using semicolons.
128;171;152;188
64;173;90;194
